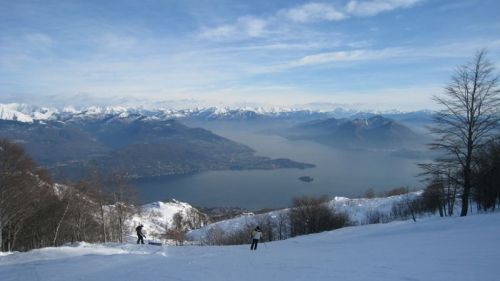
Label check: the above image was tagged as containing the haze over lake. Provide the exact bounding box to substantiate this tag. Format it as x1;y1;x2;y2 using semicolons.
134;129;426;210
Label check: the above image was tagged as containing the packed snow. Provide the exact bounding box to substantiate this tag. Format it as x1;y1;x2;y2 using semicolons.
1;212;498;281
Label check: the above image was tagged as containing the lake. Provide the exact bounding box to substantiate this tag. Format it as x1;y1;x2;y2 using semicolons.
133;130;427;210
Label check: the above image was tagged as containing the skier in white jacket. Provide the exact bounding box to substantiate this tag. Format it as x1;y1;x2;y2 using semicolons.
250;226;262;250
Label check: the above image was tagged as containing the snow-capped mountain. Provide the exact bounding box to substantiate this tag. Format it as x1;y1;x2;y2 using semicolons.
282;114;426;150
0;103;434;124
0;104;50;122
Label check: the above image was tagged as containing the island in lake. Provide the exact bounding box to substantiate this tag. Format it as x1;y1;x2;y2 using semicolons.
298;176;314;183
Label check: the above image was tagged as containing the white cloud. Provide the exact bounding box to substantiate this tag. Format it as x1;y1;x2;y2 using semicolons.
272;48;407;71
239;16;267;37
199;0;423;42
199;16;268;40
346;0;422;17
281;3;347;23
199;25;237;40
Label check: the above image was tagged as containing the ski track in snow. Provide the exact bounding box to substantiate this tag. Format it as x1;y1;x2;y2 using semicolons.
1;212;499;281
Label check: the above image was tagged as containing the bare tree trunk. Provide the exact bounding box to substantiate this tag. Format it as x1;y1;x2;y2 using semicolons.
100;202;107;243
0;221;3;252
10;222;22;251
53;200;70;246
7;222;11;252
461;173;471;216
118;215;123;243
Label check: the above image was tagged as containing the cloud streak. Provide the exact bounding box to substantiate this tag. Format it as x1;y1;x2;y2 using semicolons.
258;47;408;73
346;0;422;16
281;3;347;23
2;0;498;111
200;0;424;41
199;16;269;41
289;48;405;66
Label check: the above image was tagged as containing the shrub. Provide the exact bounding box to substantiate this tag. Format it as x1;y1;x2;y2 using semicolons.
289;195;350;237
382;187;408;197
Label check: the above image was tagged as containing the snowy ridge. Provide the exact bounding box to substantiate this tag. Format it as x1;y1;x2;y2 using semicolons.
0;104;36;123
1;212;498;281
0;103;433;123
187;192;423;240
328;193;422;223
0;103;59;123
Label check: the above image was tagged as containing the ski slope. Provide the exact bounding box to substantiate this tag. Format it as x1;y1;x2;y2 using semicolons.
1;212;499;281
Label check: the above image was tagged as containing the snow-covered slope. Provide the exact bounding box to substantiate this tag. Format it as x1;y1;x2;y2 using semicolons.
129;200;209;242
1;212;498;281
0;104;35;122
188;192;423;240
0;103;59;123
132;194;419;242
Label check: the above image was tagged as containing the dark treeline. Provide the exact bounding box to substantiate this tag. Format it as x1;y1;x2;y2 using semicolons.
289;195;350;237
473;139;500;210
0;139;137;252
422;138;500;216
202;195;351;246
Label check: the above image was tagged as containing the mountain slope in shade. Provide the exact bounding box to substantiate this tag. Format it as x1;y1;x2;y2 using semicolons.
286;115;424;149
0;118;313;180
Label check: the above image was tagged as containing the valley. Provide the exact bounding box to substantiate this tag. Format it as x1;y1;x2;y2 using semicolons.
0;104;433;209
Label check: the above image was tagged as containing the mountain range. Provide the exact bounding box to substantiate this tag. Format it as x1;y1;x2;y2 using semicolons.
285;115;426;150
0;116;313;180
0;103;433;179
0;103;433;125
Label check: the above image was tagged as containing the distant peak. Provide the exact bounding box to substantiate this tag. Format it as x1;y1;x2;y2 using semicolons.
0;103;434;123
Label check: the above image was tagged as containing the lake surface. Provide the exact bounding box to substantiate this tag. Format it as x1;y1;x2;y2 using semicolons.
133;130;427;210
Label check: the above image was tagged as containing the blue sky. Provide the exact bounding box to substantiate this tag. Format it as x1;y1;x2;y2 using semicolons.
1;0;500;110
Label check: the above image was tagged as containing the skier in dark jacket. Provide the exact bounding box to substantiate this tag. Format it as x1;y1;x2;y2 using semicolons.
136;224;146;244
250;226;262;250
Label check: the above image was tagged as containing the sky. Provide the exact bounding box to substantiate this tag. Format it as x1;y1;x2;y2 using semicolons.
1;0;500;110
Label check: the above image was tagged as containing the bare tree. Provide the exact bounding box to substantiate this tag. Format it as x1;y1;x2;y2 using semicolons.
67;180;102;243
0;139;58;251
85;168;109;243
289;195;349;236
203;226;225;246
275;212;289;240
164;212;187;245
107;174;137;243
0;139;43;251
424;49;500;216
363;188;375;199
473;138;500;210
52;192;71;246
